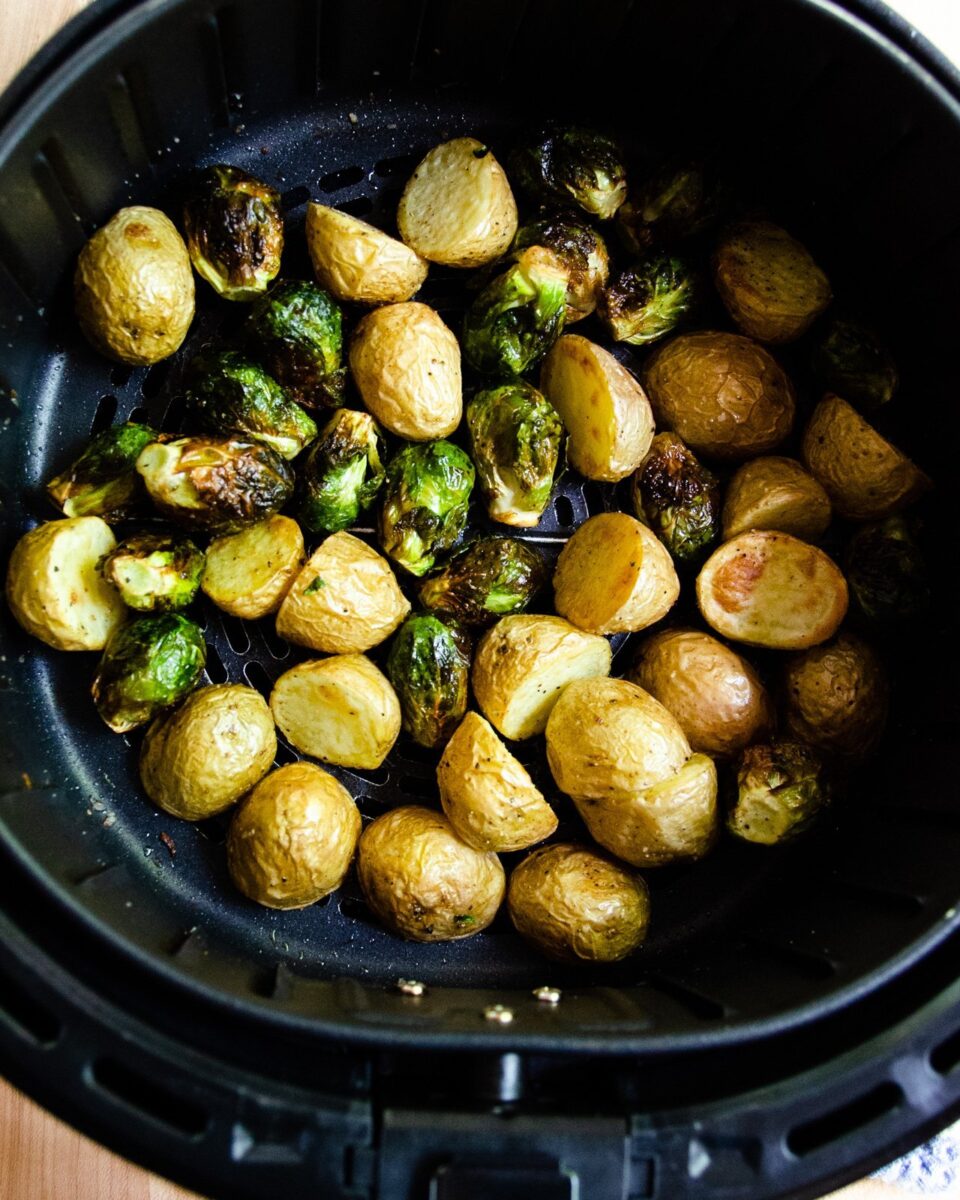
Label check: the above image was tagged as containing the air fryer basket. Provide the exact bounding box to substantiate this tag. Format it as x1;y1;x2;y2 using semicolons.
2;0;960;1197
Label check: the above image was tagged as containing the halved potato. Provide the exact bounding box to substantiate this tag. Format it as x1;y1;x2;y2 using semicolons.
437;712;558;852
722;456;831;543
553;512;679;634
5;517;126;650
270;654;400;769
397;137;518;268
540;334;655;481
276;532;410;654
201;515;304;619
472;615;612;740
306;203;428;304
697;530;847;649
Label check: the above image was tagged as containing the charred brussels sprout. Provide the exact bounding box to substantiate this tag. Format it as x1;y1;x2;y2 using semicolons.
812;316;898;412
185;350;317;460
512;213;609;322
419;536;548;627
136;436;294;534
846;517;929;624
379;441;474;577
246;280;345;409
47;422;157;521
463;247;568;376
92;613;206;733
386;614;470;748
512;127;627;220
299;409;385;533
617;162;716;254
599;255;696;345
99;533;205;612
182;165;283;300
632;433;720;563
466;382;563;526
727;740;828;846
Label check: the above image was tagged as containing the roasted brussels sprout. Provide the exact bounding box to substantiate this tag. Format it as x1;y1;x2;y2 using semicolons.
617;162;716;254
846;517;930;625
812;316;898;412
298;409;385;534
246;280;345;409
727;740;828;846
418;536;548;627
92;612;206;733
466;382;563;526
599;255;697;345
462;246;568;376
99;533;205;612
512;127;627;219
386;614;470;749
512;213;609;322
47;422;157;521
182;165;283;300
631;432;720;563
378;440;474;577
185;350;317;460
136;436;294;534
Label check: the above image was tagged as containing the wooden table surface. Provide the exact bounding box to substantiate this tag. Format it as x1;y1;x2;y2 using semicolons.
0;0;955;1197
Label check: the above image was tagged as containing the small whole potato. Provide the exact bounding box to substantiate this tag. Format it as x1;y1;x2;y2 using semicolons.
722;456;831;543
201;515;304;619
74;206;195;365
630;628;772;758
349;302;461;440
357;806;505;942
642;331;795;460
140;684;276;821
227;763;361;909
306;203;428;304
508;844;650;963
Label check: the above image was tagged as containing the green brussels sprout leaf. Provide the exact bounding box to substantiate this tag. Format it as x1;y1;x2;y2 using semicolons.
599;255;697;345
418;535;548;626
512;127;627;219
47;422;158;521
386;613;470;748
728;740;828;846
247;280;346;409
379;440;474;577
846;517;929;625
99;533;205;612
812;316;898;412
631;432;720;563
299;409;385;534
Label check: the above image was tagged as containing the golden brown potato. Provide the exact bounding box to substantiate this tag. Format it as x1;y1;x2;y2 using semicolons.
227;763;361;909
472;615;612;741
305;203;428;304
642;331;796;460
783;632;888;759
697;530;847;650
553;512;679;635
270;654;400;770
714;220;832;344
507;844;650;963
397;138;518;268
722;456;831;543
74;206;195;365
437;712;558;852
349;302;461;440
801;394;930;521
140;684;276;821
5;517;126;651
629;628;772;758
540;334;655;481
276;532;409;654
357;806;505;941
201;515;304;619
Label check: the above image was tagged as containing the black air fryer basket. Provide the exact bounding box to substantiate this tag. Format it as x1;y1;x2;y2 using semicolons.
3;1;960;1197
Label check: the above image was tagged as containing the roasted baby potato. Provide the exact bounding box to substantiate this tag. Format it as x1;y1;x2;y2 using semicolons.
697;530;847;650
728;740;828;846
714;220;832;344
508;844;649;963
140;684;276;821
722;456;831;543
629;628;772;758
306;203;428;304
201;515;304;620
270;654;401;769
74;206;195;365
349;302;461;440
5;517;126;651
437;712;558;852
553;512;680;635
227;763;361;909
397;137;518;268
357;806;506;942
472;614;612;740
276;532;410;654
801;394;930;521
540;333;655;481
642;331;795;461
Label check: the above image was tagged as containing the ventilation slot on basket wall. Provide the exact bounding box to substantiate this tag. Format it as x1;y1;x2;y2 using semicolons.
786;1082;903;1157
0;969;62;1046
931;1026;960;1077
90;1057;209;1137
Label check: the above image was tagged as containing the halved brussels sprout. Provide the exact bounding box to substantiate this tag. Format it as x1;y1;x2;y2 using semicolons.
99;532;205;612
812;316;898;412
631;432;720;563
512;127;627;219
512;213;609;322
378;440;474;577
386;613;470;749
47;422;157;521
246;280;345;409
419;536;548;627
728;740;828;846
598;255;697;345
845;517;930;625
299;409;385;534
617;162;717;254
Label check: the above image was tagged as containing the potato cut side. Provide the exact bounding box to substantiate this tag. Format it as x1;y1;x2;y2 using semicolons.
697;530;847;649
540;334;654;481
306;203;428;304
721;456;831;543
202;515;304;619
270;654;401;769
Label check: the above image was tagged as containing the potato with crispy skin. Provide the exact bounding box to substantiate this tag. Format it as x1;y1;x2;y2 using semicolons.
201;515;304;619
722;457;831;543
306;203;428;304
